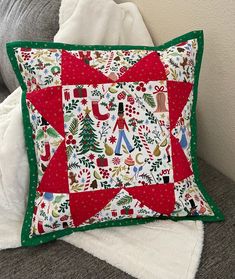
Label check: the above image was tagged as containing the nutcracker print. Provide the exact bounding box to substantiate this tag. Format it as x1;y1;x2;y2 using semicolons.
113;102;134;156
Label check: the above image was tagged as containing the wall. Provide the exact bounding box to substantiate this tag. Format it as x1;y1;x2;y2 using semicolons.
117;0;235;181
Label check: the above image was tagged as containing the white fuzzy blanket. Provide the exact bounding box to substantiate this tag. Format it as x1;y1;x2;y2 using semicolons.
0;1;203;278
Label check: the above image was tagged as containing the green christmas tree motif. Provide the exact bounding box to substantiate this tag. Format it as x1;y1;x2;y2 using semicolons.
78;107;102;154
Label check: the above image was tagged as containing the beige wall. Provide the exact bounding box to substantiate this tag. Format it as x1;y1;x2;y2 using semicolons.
117;0;235;181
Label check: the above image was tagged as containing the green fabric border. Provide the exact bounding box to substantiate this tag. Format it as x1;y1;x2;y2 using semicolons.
6;30;224;247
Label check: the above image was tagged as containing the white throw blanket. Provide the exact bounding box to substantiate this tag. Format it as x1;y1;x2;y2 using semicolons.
0;0;203;278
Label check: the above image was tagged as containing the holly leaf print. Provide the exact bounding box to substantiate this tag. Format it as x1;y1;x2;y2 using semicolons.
132;135;143;151
112;166;126;177
150;159;162;171
52;195;65;205
58;200;69;213
170;68;178;80
64;113;73;122
145;109;158;124
139;173;153;184
65;99;80;113
23;62;36;74
78;156;95;168
143;93;156;108
47;127;60;138
117;195;133;206
66;145;74;160
100;101;108;107
169;58;179;68
101;181;109;189
69;118;79;135
44;75;53;85
68;162;80;170
36;129;44;141
169;52;181;57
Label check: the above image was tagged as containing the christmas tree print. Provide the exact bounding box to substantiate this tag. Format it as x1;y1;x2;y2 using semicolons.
78;107;102;154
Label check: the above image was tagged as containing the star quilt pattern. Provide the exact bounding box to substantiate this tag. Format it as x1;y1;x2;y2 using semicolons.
7;31;223;246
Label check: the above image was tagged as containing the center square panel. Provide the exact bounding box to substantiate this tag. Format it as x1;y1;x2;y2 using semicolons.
62;80;174;195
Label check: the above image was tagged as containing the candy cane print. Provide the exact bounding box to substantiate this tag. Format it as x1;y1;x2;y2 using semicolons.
138;125;154;161
77;168;91;191
104;51;114;74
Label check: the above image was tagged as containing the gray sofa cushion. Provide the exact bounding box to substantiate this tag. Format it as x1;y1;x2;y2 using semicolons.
0;0;61;94
0;72;10;102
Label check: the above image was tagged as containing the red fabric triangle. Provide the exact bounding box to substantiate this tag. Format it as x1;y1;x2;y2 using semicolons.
170;135;193;182
61;50;113;85
117;52;166;83
127;184;175;216
70;188;120;227
38;140;69;193
167;81;193;128
26;86;64;137
167;80;193;182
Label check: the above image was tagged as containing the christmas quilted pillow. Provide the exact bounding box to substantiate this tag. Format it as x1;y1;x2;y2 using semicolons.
7;30;223;246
